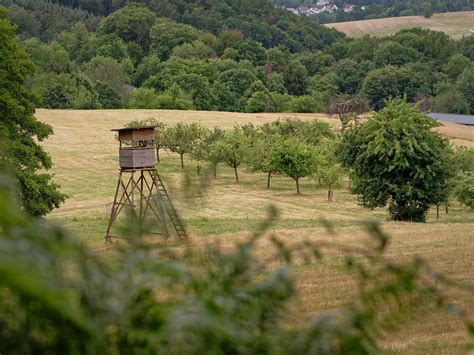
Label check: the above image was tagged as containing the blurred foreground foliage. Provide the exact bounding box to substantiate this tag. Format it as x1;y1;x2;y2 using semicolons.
0;164;473;354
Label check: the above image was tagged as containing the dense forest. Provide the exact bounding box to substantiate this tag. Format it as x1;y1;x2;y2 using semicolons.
273;0;474;23
1;0;473;114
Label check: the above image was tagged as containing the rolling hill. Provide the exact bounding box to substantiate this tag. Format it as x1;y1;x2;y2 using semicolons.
324;11;474;39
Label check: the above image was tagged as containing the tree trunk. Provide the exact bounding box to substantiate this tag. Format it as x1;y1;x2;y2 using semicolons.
436;203;440;221
348;172;351;189
328;188;333;202
234;166;239;182
295;178;300;194
196;164;202;175
213;163;217;178
445;202;449;214
398;203;408;221
267;171;271;189
156;147;160;163
180;154;184;169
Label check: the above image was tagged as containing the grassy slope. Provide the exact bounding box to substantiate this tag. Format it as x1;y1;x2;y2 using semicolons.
324;11;474;39
38;109;474;353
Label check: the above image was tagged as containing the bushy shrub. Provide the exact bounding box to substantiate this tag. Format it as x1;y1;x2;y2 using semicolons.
290;95;323;113
156;84;195;110
95;81;123;108
42;82;71;108
128;88;160;109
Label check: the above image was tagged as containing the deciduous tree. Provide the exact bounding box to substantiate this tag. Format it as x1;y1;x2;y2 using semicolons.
156;84;195;110
128;88;160;109
150;18;201;60
327;95;370;131
210;127;250;182
94;81;122;108
451;148;474;210
171;40;213;60
453;172;474;209
0;10;66;215
84;55;130;95
339;98;451;221
164;122;204;168
316;139;344;202
283;60;308;96
268;139;316;194
99;3;157;49
361;65;400;110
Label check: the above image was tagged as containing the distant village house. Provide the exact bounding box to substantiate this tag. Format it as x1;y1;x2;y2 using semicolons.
277;1;355;15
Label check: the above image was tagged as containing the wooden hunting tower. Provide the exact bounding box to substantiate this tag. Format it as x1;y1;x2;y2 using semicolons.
115;126;156;169
105;126;187;243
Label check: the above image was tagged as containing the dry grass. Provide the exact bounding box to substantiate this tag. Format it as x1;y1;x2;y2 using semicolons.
38;109;474;353
325;11;474;39
436;122;474;148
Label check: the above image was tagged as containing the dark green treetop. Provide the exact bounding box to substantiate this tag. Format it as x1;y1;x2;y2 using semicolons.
0;9;66;216
338;98;452;221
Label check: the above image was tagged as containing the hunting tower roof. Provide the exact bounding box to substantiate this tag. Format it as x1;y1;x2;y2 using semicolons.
112;126;156;142
111;125;156;132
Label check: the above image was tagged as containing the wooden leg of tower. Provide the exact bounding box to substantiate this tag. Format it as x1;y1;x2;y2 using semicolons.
139;170;145;224
109;168;186;241
113;173;134;220
131;171;135;209
140;172;152;225
140;171;160;227
105;170;123;244
120;175;136;212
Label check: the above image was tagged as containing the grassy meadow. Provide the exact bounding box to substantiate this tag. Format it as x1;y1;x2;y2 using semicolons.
38;109;474;353
324;11;474;39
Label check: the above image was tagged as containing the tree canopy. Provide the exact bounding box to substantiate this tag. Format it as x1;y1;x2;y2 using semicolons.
210;127;251;182
339;98;451;221
268;139;316;194
0;9;65;216
0;2;472;113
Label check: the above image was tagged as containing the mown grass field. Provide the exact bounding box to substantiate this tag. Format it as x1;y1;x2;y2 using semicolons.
325;11;474;39
38;109;474;353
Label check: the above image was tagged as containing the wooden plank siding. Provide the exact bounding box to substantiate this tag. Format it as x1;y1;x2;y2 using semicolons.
119;148;156;169
118;128;155;141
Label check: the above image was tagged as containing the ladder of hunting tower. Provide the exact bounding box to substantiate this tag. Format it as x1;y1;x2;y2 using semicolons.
151;170;187;240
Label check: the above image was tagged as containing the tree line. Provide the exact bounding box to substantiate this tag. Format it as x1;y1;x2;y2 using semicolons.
128;100;473;221
2;1;473;114
127;118;341;198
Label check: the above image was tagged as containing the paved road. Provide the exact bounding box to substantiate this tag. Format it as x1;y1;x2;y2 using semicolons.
428;112;474;126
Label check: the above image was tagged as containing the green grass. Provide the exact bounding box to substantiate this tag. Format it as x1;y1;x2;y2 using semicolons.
39;109;474;353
